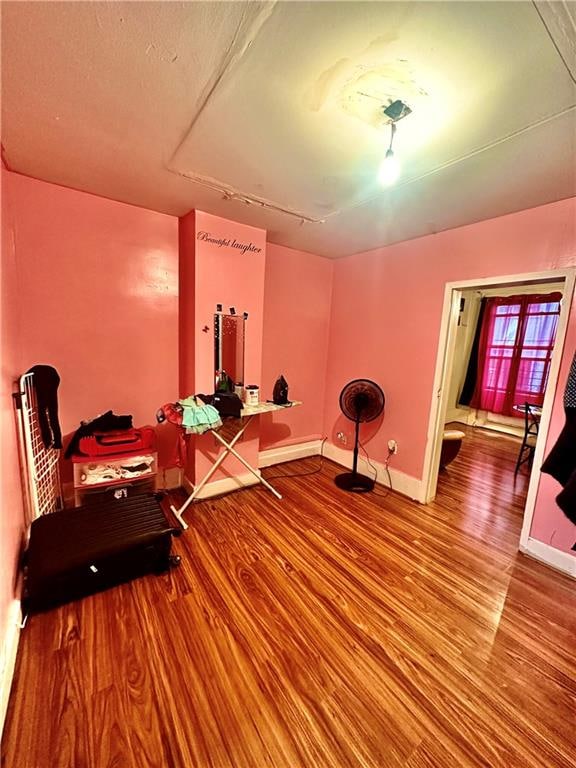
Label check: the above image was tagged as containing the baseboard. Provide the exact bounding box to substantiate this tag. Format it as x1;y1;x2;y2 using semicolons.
323;443;424;502
520;537;576;579
446;407;471;423
446;410;524;439
157;466;182;490
259;440;322;468
183;471;261;500
0;599;22;739
182;439;424;503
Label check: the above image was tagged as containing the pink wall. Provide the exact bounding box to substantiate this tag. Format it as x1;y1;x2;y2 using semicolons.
530;317;576;551
179;210;266;483
3;171;179;468
179;210;196;400
260;244;333;450
194;211;266;395
325;197;576;555
1;169;26;664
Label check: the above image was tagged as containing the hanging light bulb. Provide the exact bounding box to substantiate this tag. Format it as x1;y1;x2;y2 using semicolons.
378;148;401;186
378;119;401;187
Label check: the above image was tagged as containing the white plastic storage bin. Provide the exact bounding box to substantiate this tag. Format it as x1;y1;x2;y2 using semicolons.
72;451;157;506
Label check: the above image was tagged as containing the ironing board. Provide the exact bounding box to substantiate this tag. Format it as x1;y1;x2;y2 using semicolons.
170;401;301;529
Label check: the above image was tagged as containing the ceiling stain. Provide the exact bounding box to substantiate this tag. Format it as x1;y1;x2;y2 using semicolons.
306;32;428;129
306;58;351;111
364;33;400;54
338;60;428;129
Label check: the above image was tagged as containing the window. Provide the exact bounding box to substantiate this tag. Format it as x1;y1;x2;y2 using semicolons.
470;293;561;416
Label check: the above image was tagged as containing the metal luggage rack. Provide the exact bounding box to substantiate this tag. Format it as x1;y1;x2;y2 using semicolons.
14;371;63;524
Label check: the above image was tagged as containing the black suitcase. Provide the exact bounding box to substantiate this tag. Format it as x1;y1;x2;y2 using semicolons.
23;493;181;613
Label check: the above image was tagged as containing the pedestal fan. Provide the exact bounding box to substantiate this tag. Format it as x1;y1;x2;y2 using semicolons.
335;379;385;493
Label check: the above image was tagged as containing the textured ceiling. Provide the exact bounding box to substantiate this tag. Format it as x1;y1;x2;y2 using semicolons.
2;1;575;258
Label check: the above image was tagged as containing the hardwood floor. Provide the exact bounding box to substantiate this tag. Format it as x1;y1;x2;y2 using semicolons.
2;429;575;768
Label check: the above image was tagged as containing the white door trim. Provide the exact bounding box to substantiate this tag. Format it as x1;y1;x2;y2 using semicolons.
422;268;576;557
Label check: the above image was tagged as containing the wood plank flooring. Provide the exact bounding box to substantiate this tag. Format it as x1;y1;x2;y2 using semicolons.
2;427;575;768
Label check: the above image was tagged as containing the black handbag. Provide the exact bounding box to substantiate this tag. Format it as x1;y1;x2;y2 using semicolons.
211;392;243;418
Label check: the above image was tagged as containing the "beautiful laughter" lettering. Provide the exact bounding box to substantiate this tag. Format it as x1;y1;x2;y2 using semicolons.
196;231;262;255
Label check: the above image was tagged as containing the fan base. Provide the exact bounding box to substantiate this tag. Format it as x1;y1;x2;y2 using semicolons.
334;472;375;493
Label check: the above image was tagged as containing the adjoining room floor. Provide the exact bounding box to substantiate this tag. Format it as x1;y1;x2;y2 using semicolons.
438;422;530;536
2;439;574;768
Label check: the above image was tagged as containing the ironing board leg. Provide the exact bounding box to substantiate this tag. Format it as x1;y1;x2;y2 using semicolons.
211;431;282;500
170;417;254;527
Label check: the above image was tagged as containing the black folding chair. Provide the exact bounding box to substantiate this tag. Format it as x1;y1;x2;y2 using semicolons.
514;402;539;475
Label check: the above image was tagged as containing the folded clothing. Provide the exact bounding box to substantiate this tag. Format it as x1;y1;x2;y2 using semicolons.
79;454;155;485
179;400;222;433
157;397;223;434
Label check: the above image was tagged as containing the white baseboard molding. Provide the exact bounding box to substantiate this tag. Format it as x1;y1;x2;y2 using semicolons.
446;410;523;439
157;467;182;490
182;440;424;504
0;599;22;739
183;471;261;500
259;440;322;468
446;407;471;423
323;443;424;502
520;537;576;579
471;422;524;439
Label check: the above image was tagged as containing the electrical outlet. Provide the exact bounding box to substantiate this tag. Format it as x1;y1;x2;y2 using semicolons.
337;431;347;445
388;439;398;454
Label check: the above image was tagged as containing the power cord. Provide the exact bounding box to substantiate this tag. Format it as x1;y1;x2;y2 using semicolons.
262;437;394;497
358;439;394;497
262;437;328;480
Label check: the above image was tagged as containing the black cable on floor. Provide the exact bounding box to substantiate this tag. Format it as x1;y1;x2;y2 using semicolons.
358;439;393;497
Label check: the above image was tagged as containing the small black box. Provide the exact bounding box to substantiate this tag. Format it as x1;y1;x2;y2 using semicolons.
24;493;180;613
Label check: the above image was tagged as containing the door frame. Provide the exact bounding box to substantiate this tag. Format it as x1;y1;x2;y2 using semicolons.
421;267;576;552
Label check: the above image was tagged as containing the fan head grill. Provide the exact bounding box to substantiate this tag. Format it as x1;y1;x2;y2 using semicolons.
339;379;385;423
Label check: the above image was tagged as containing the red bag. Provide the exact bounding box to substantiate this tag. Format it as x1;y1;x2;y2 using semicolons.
78;427;156;457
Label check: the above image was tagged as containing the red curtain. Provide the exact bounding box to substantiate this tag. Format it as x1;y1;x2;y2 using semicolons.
469;293;561;416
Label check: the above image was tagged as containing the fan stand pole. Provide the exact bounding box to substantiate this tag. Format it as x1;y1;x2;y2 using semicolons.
334;412;375;493
352;414;361;477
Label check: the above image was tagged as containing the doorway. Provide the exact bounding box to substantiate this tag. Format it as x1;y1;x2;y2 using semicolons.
422;269;576;553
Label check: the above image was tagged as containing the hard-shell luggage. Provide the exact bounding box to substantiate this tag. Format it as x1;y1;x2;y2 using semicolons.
23;492;181;613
